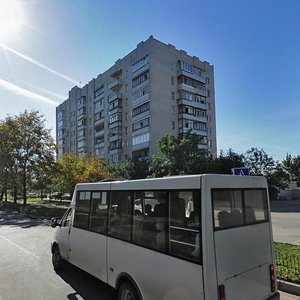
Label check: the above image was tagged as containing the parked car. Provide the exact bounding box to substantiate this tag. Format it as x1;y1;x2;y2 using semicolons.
28;192;36;198
60;193;71;200
50;192;62;200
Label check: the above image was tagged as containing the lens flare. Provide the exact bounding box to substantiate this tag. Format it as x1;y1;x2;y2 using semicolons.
0;0;25;44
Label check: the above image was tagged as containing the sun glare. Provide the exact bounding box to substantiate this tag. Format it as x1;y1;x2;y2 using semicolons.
0;0;25;45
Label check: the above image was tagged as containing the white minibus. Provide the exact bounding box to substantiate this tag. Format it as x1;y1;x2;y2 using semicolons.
51;174;280;300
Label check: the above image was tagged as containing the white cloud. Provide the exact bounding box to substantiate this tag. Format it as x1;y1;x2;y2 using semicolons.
0;78;59;106
2;45;79;85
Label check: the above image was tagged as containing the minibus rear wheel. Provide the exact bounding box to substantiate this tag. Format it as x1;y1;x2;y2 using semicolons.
52;245;63;271
118;282;139;300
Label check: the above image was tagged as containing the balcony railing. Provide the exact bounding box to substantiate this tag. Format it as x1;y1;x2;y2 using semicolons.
108;79;122;91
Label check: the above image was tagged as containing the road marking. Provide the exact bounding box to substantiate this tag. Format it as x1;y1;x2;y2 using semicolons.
0;235;40;260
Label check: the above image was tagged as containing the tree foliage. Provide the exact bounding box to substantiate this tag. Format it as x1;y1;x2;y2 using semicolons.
108;157;152;180
0;110;56;204
151;131;213;177
54;153;112;194
213;149;244;174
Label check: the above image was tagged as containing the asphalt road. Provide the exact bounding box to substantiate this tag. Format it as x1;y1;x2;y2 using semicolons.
271;200;300;245
0;210;298;300
0;211;115;300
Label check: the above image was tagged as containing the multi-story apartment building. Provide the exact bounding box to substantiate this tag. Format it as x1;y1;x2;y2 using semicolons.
56;36;217;163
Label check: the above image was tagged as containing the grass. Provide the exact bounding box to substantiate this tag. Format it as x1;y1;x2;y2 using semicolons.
0;199;69;219
274;242;300;283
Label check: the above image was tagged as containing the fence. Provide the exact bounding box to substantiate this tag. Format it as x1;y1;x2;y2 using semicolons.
275;251;300;283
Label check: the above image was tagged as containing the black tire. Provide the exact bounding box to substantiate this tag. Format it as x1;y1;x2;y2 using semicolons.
52;245;63;271
118;282;139;300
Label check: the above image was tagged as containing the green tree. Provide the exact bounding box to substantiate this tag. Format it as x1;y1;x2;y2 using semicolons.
243;147;286;199
243;147;276;176
151;131;213;177
108;157;152;179
55;153;112;194
213;149;244;174
282;153;300;186
0;110;56;205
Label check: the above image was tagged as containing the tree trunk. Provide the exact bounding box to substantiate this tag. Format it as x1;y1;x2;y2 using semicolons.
23;167;27;205
13;187;17;203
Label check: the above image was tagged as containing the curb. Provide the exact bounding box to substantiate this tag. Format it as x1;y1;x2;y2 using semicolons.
278;280;300;296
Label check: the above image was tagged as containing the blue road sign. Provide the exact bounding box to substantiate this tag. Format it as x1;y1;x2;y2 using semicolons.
232;167;250;176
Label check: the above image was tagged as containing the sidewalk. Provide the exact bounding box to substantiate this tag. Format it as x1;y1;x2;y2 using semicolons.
280;291;300;299
279;280;300;298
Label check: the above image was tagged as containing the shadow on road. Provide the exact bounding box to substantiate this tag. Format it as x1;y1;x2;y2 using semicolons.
56;263;116;300
0;211;49;228
271;200;300;213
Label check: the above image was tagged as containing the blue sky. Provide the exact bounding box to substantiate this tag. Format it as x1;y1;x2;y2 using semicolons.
0;0;300;161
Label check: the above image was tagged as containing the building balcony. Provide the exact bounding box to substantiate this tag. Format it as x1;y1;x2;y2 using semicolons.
94;118;105;127
132;79;150;94
179;127;208;136
111;68;122;78
132;63;150;77
177;98;208;110
95;141;105;148
108;79;122;91
132;141;150;151
108;93;122;103
179;114;207;123
109;121;122;129
109;133;122;142
132;93;150;107
95;129;105;138
109;107;122;115
178;83;208;97
177;70;206;84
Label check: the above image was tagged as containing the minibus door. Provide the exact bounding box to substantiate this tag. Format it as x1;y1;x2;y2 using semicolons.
214;225;273;300
58;207;73;260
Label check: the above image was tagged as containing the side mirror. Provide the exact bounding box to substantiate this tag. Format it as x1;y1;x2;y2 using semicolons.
50;217;61;228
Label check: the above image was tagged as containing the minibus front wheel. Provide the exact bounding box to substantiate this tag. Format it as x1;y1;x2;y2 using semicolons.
52;244;63;271
118;282;140;300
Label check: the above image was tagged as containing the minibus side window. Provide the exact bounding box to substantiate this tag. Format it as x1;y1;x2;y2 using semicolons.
108;191;132;241
169;190;201;262
132;191;167;251
73;191;91;229
89;192;108;234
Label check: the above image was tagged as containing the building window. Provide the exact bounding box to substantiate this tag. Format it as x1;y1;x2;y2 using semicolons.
132;117;149;131
132;133;150;146
77;107;86;117
132;71;149;88
109;113;122;124
109;140;122;151
132;102;150;117
132;86;149;102
171;92;175;100
132;55;149;73
95;86;104;98
171;76;175;85
172;121;175;129
95;98;104;111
